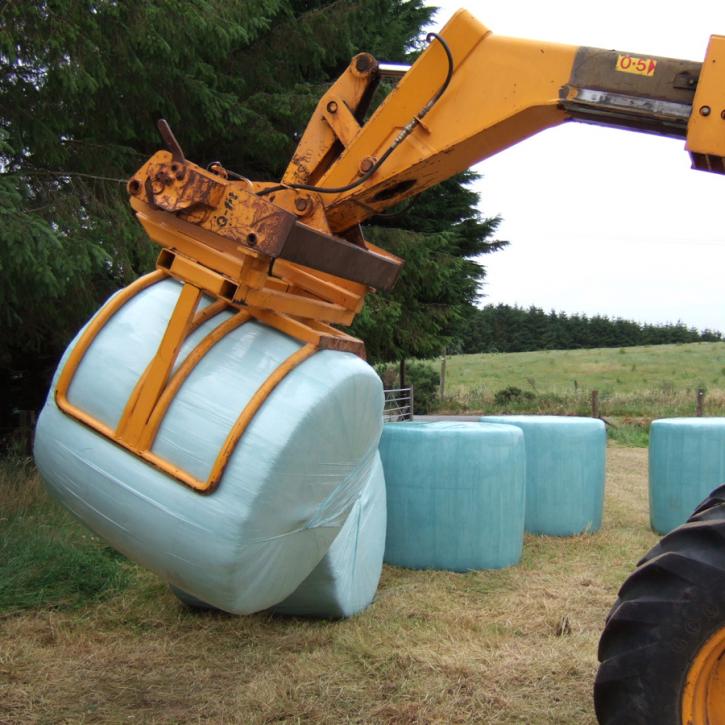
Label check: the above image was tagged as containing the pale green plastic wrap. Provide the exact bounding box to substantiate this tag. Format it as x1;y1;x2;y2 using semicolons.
34;277;384;615
480;415;606;536
271;452;386;618
378;421;525;571
172;452;387;618
649;417;725;534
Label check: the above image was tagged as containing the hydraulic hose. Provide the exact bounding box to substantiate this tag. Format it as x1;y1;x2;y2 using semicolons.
257;32;454;197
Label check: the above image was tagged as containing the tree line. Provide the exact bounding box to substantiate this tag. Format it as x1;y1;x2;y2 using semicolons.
459;304;723;354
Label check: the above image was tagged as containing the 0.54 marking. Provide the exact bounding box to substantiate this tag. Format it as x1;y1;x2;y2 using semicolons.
616;54;657;77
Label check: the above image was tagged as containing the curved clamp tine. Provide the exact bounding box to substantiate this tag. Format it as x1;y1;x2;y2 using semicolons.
157;119;185;163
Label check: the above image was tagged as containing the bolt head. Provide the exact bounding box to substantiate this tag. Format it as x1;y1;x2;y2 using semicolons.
359;157;375;174
700;105;712;116
355;54;373;73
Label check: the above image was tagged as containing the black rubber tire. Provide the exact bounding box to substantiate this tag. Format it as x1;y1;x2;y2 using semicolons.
690;482;725;520
594;487;725;724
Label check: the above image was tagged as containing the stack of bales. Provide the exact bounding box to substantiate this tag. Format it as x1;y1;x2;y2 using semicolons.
379;416;607;572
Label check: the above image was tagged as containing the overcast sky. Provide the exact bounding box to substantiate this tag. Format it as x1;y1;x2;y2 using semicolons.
424;1;725;331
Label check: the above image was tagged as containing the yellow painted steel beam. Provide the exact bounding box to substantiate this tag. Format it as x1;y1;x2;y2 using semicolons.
207;344;318;491
116;282;202;447
317;10;576;231
55;270;166;411
243;287;355;326
687;35;725;173
282;53;378;186
138;310;252;450
272;259;365;313
248;308;365;356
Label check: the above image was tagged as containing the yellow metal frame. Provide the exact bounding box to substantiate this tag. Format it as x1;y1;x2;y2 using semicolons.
687;34;725;172
55;272;319;493
118;8;725;337
681;625;725;724
127;194;368;353
116;282;202;446
314;10;577;231
118;10;581;364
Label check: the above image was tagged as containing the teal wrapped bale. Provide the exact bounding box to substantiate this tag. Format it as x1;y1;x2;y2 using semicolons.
271;452;386;618
378;421;525;571
649;418;725;534
480;416;606;536
34;276;384;615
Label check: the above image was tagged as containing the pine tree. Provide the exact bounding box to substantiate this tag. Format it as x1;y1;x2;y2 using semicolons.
351;171;505;366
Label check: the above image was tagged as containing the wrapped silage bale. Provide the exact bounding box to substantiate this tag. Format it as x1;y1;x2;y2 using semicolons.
378;421;526;572
34;275;384;615
172;452;387;618
480;415;606;536
271;452;386;618
649;417;725;534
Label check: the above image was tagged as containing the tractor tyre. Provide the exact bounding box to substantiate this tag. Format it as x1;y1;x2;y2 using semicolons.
594;491;725;724
690;482;725;520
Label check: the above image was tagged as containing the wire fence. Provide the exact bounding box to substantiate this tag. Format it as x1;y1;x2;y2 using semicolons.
383;387;414;422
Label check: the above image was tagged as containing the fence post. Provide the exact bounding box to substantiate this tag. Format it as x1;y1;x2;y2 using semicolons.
440;353;446;399
409;385;415;420
696;387;705;417
591;390;600;419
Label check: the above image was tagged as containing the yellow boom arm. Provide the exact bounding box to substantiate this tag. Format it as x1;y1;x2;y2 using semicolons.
126;9;725;357
289;9;723;233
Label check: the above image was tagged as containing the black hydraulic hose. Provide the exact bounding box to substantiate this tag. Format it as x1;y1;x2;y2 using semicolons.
257;32;454;197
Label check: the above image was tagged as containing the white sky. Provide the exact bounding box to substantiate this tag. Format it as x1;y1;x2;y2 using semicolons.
425;1;725;331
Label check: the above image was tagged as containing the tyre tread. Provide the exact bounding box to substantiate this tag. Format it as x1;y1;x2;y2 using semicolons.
594;493;725;724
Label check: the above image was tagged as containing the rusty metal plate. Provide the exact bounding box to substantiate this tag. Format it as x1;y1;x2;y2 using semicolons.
280;222;403;291
203;187;297;257
146;162;226;214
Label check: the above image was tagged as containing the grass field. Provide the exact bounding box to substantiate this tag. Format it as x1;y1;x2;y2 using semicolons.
1;445;657;724
434;341;725;423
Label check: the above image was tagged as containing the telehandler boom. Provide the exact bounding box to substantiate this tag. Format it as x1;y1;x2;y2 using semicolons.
57;9;725;723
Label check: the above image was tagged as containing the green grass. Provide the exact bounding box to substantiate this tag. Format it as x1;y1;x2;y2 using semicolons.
432;342;725;423
445;341;725;394
605;420;650;448
0;457;132;614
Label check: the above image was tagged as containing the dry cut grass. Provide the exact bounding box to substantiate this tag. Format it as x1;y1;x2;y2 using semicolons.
1;446;657;724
